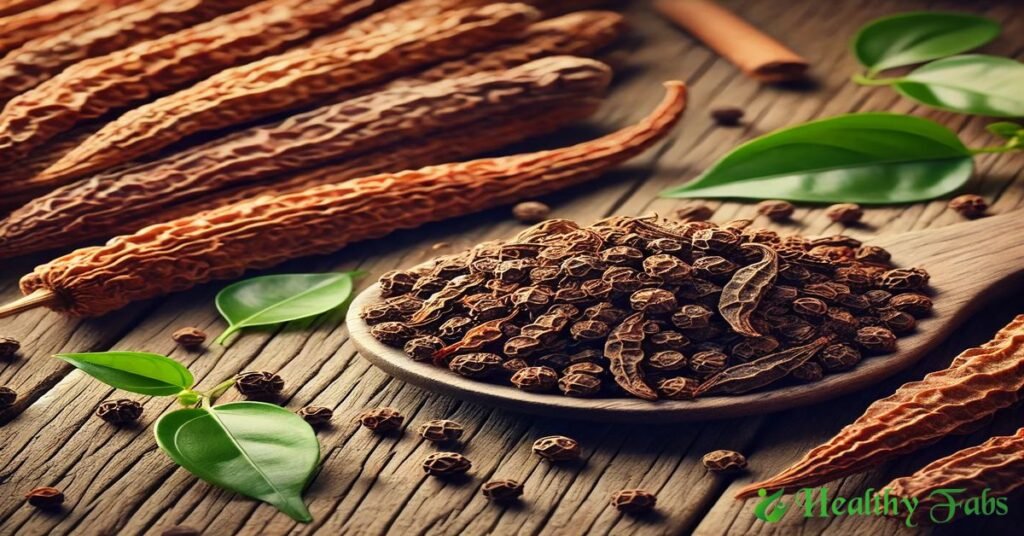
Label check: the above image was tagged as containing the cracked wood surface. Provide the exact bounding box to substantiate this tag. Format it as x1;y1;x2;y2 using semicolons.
2;0;1023;534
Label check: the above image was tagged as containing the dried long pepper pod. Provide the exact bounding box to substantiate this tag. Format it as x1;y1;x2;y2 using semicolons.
0;0;259;104
736;315;1024;498
0;56;609;256
141;100;600;227
0;9;622;205
37;3;540;183
0;0;49;17
884;428;1024;523
0;0;121;56
1;82;686;318
0;0;396;163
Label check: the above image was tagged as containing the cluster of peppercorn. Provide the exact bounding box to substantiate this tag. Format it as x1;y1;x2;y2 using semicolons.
364;216;932;400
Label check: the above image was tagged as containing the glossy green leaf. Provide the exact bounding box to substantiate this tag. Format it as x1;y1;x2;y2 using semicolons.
893;55;1024;117
853;12;1000;72
57;351;193;396
986;121;1022;138
155;402;319;522
661;113;973;204
214;272;360;344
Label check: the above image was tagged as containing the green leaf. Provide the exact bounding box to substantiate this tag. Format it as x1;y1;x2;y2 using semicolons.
893;55;1024;117
57;351;193;396
852;12;1000;73
155;402;319;522
986;121;1022;138
214;272;360;344
660;113;973;204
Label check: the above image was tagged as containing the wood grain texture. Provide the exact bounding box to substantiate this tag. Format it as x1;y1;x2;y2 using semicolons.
1;1;1023;535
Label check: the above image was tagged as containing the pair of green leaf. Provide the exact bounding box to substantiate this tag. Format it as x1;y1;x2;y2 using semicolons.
853;13;1024;117
58;351;319;522
215;272;361;345
661;113;974;203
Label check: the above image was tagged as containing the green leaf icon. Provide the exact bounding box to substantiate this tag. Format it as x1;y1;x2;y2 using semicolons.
660;113;973;204
214;272;360;345
155;402;320;522
754;488;788;523
56;351;194;396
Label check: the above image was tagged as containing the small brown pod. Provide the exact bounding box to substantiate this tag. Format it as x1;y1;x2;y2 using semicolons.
510;366;559;393
610;489;657;514
95;399;143;425
558;372;602;397
171;327;206;349
512;201;551;224
234;371;284;400
481;479;524;502
422;452;472;477
449;353;504;379
418;419;465;443
825;203;864;224
357;407;404;433
655;377;699;400
702;450;748;473
532;435;581;462
947;194;988;219
757;200;795;221
25;486;64;509
297;406;334;427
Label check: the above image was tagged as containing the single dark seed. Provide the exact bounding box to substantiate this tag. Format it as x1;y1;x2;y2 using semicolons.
710;106;744;126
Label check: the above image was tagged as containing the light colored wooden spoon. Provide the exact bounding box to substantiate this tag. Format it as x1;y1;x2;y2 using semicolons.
347;212;1024;422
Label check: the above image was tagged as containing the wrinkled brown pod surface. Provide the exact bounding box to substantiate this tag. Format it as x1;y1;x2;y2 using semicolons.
0;0;394;163
884;427;1024;524
0;0;258;104
0;56;610;257
0;0;49;17
737;315;1024;498
17;81;685;317
0;0;119;56
38;2;539;183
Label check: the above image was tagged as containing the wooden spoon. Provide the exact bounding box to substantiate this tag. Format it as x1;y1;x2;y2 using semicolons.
347;212;1024;422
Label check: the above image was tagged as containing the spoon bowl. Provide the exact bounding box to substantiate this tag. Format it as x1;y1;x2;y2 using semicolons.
347;212;1024;422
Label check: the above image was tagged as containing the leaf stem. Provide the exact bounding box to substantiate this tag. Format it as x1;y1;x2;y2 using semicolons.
213;327;237;346
205;377;237;403
851;72;902;86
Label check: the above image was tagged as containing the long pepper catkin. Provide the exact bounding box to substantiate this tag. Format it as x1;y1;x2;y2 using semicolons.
0;0;259;104
38;3;539;183
1;56;610;256
736;315;1024;498
0;11;621;205
16;82;686;317
885;428;1024;520
0;0;120;55
0;0;49;17
115;100;603;233
0;0;395;163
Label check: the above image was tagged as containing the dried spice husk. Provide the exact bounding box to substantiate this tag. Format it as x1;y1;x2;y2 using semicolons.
0;0;396;163
0;0;258;105
0;57;611;257
696;337;827;396
12;81;686;317
0;1;49;18
605;312;657;400
38;3;540;182
736;315;1024;498
0;0;118;56
884;428;1024;523
718;243;777;336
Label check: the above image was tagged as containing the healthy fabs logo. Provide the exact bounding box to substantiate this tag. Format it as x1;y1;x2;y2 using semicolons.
751;487;1008;527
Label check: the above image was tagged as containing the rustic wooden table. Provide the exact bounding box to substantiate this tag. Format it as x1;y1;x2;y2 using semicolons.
2;1;1022;535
